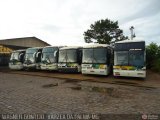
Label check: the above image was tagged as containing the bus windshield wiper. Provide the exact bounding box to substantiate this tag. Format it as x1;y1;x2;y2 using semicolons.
93;56;98;63
46;57;51;64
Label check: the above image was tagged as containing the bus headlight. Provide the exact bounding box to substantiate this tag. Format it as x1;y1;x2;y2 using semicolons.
114;72;120;76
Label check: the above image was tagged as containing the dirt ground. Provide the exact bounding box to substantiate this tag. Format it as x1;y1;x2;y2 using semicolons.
0;67;160;88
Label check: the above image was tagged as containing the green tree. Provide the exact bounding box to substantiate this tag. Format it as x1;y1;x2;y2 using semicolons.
83;18;127;44
146;42;160;72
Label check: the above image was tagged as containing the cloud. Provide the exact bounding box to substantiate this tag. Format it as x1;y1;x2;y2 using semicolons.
120;0;160;24
41;24;61;33
0;0;159;46
120;11;160;44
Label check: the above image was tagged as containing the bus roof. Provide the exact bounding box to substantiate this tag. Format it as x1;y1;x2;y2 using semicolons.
83;44;110;48
115;40;145;44
27;47;43;50
43;46;59;49
12;49;26;53
60;46;82;50
43;46;65;48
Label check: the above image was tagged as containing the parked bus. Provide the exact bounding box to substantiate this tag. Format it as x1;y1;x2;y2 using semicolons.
81;44;113;75
113;40;146;78
58;46;82;72
23;47;42;70
40;46;60;70
9;49;25;70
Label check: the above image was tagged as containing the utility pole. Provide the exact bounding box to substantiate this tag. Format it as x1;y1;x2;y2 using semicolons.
129;26;135;40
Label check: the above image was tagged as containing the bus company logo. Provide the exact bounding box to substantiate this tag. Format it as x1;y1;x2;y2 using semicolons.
142;114;147;120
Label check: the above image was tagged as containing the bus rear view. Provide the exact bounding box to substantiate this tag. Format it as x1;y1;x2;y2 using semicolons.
113;40;146;78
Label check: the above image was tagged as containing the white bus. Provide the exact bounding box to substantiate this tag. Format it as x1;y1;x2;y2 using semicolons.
113;40;146;78
9;49;25;70
58;46;82;72
23;47;42;70
81;44;113;75
40;46;60;70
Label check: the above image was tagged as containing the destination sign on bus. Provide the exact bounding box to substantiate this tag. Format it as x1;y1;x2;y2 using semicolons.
129;49;142;51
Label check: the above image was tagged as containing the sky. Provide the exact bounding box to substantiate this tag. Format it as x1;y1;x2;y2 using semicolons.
0;0;159;46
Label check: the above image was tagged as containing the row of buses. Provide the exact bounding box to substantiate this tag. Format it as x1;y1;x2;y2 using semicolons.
9;40;146;78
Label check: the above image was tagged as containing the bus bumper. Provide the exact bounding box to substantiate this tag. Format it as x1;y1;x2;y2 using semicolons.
9;63;23;70
81;69;108;75
81;64;109;75
58;63;81;73
58;67;79;73
40;63;58;70
23;63;37;70
113;69;146;78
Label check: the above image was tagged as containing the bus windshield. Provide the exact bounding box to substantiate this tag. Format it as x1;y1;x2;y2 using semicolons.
83;48;107;64
42;47;58;63
42;47;58;53
42;53;57;63
114;50;145;67
114;51;128;65
10;52;19;60
25;48;38;63
82;49;93;63
25;53;35;63
26;48;37;54
129;50;144;67
59;49;77;63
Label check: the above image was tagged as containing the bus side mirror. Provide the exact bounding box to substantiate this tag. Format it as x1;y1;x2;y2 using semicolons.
36;52;41;58
33;52;36;58
54;51;57;57
36;52;41;62
19;53;24;62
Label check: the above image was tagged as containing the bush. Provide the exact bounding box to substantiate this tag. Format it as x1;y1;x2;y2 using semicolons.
152;58;160;72
146;42;160;72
